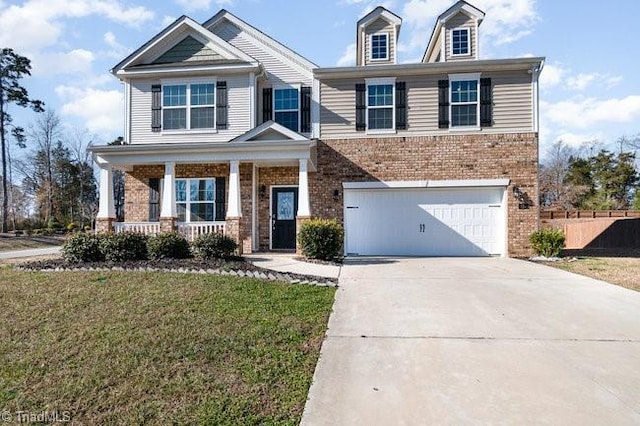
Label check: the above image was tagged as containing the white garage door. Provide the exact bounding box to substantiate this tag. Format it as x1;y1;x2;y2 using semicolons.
344;186;506;256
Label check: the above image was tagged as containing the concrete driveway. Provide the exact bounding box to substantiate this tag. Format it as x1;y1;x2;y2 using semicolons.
301;257;640;425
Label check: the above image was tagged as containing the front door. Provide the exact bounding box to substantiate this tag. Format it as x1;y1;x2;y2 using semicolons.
272;187;298;249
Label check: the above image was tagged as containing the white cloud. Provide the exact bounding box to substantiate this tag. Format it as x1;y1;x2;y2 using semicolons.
174;0;233;12
162;15;178;27
541;96;640;129
55;85;123;133
336;43;356;66
540;63;566;89
0;0;155;52
541;63;623;92
31;49;95;76
103;31;130;59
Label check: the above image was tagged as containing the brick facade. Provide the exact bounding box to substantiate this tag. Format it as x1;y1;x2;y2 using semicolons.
121;132;538;257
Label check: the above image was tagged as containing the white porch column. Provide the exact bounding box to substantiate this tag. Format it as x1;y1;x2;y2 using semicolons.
97;165;115;219
297;158;310;217
227;160;242;217
160;161;176;218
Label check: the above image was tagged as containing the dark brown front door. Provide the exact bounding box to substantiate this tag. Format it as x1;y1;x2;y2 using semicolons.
272;187;298;249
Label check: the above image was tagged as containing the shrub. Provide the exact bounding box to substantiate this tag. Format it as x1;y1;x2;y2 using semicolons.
47;216;61;230
529;228;565;257
147;232;191;260
62;232;104;263
297;219;344;261
66;222;78;232
192;232;237;259
100;232;149;262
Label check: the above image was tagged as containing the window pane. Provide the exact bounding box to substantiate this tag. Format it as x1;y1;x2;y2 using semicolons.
191;83;215;106
163;85;186;106
451;80;477;103
368;84;393;107
176;180;187;202
274;89;299;110
163;108;186;130
368;108;393;129
189;179;214;202
189;203;214;222
371;34;387;59
190;107;215;129
177;203;187;222
452;29;469;55
452;104;477;126
275;111;299;131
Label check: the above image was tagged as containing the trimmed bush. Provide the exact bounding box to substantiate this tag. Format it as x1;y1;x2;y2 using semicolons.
529;228;565;257
100;232;149;262
147;232;191;260
62;233;104;263
192;232;237;259
297;219;344;261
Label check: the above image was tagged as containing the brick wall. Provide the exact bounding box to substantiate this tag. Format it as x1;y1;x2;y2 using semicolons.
308;133;539;257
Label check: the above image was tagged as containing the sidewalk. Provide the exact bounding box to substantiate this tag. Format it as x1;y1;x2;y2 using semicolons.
245;253;341;280
0;246;62;260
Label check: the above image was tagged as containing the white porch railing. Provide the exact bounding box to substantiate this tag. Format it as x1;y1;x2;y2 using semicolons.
113;222;160;235
177;221;226;241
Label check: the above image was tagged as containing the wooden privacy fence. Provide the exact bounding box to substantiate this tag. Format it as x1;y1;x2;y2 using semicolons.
541;210;640;220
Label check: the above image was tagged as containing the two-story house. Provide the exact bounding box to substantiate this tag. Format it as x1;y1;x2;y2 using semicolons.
90;0;543;257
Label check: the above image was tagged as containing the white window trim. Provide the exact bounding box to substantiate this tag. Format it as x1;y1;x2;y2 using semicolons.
175;177;217;222
449;73;481;131
365;77;396;135
369;32;390;62
160;77;217;134
450;27;471;57
272;84;302;133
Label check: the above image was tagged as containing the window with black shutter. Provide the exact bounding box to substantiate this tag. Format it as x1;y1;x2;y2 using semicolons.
300;86;311;133
438;79;450;129
215;177;226;221
480;78;493;127
216;81;227;129
262;87;273;124
149;178;160;221
355;83;366;131
395;81;407;130
151;85;162;132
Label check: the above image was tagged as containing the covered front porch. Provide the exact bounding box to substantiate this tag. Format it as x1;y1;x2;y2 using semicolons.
90;122;317;253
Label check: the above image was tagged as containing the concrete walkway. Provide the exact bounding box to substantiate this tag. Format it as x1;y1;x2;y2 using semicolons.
245;253;341;279
301;257;640;425
0;246;62;260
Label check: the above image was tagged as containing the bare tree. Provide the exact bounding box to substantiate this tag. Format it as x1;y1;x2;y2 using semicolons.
28;110;61;221
539;140;589;209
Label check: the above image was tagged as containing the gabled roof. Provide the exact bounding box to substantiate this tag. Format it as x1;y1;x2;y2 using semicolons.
357;6;402;31
231;120;308;142
111;15;258;77
203;9;317;73
422;0;486;63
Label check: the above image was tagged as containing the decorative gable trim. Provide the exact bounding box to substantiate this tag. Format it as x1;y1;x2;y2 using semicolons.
357;6;402;29
231;120;308;142
111;16;257;76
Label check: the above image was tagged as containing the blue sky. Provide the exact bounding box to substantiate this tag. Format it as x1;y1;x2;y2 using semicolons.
1;0;640;159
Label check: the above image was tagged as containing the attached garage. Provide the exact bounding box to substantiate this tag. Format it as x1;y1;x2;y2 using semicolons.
343;180;508;257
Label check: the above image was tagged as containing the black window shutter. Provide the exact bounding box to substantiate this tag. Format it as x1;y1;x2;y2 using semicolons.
262;88;273;124
395;81;407;130
438;79;449;129
216;81;228;130
300;86;311;133
355;83;366;131
151;84;162;132
480;78;493;127
149;178;160;222
215;177;226;221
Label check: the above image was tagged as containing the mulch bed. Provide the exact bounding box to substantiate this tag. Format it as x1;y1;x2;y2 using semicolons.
14;257;338;287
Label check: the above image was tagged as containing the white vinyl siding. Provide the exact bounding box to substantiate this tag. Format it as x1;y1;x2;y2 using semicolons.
444;12;477;61
364;18;396;65
129;74;250;144
319;69;533;139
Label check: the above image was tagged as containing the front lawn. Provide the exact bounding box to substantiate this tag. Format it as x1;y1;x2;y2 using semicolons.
0;269;335;425
544;256;640;292
0;235;63;252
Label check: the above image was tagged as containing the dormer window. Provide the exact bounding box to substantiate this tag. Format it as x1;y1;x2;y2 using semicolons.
370;33;389;61
451;28;470;56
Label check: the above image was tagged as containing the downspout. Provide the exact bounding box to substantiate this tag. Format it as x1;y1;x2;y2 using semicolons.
532;59;544;230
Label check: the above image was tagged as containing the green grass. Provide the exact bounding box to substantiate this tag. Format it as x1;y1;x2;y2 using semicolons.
0;236;63;252
0;269;335;425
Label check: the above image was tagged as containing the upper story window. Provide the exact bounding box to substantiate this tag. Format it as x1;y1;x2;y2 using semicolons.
274;88;299;131
450;77;478;127
370;33;389;60
451;28;470;56
176;178;215;222
367;78;394;131
162;82;215;130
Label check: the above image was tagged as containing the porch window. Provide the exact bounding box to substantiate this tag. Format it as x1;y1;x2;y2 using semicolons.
176;178;215;222
162;82;215;130
274;88;299;131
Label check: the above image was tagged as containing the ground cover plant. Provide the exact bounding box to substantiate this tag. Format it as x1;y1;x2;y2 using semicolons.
0;269;335;425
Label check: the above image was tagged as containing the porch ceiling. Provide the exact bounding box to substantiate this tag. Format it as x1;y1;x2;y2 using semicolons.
89;140;317;171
